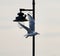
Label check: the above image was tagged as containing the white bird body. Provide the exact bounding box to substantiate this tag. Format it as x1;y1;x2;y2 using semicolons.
18;13;39;38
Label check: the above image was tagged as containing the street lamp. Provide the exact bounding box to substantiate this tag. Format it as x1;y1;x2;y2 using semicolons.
13;0;35;56
13;10;28;22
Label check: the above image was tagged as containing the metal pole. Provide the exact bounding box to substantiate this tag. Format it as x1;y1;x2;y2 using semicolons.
32;0;35;56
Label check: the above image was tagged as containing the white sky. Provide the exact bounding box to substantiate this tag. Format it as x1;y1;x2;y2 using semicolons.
0;0;60;56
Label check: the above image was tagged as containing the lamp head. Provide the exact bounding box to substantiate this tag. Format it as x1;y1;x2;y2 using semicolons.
13;11;28;22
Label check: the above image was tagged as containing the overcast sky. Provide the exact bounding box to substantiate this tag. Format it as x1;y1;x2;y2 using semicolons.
0;0;60;56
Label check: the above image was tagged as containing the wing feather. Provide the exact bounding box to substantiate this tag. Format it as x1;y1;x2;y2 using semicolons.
18;22;32;33
27;14;35;31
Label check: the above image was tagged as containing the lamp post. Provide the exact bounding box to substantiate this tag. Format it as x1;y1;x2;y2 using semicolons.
32;0;35;56
13;0;35;56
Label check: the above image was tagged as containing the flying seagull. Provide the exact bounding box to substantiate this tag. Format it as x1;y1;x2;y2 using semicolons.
18;14;39;38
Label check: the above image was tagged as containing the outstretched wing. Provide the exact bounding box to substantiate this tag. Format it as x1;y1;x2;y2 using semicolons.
27;14;35;31
18;22;32;33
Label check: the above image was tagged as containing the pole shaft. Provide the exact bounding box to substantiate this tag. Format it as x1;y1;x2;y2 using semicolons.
32;0;35;56
33;36;35;56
